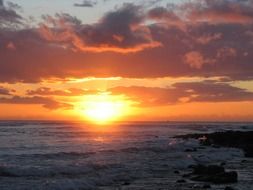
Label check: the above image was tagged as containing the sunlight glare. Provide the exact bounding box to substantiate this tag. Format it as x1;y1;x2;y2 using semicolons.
77;94;131;124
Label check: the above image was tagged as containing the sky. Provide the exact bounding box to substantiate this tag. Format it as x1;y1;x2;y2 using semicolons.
1;0;253;121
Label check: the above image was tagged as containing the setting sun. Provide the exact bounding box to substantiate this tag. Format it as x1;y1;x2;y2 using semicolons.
76;94;131;124
84;101;124;123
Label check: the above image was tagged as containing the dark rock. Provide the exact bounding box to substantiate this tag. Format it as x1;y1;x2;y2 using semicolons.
0;167;17;177
185;148;197;152
176;179;186;183
244;146;253;157
188;164;194;169
175;131;253;158
224;186;234;190
203;184;211;188
191;170;237;184
182;173;191;178
214;171;237;184
220;162;226;166
174;170;180;174
122;181;131;186
192;184;202;188
189;165;237;184
192;164;225;175
200;138;212;146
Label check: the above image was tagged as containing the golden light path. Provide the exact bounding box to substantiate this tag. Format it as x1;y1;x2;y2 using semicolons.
76;94;132;125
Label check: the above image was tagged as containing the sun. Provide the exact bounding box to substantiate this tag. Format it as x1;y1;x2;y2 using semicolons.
84;101;123;123
76;94;131;124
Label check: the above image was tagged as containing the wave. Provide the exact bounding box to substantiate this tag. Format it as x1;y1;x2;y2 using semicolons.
0;162;117;178
10;151;96;160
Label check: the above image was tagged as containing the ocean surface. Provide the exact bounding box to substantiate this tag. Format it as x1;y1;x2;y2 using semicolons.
0;121;252;190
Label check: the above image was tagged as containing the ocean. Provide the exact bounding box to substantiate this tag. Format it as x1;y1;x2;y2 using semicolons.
0;121;252;190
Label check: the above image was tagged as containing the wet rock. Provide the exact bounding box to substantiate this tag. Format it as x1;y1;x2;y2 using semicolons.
182;173;191;178
175;131;253;158
203;184;211;189
192;164;225;175
0;167;17;177
224;186;235;190
122;181;130;186
184;148;197;152
188;164;195;169
189;165;237;184
192;184;202;188
191;171;237;184
244;146;253;157
174;170;180;174
176;179;186;183
200;138;212;146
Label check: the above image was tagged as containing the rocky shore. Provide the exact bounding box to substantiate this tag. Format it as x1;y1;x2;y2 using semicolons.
175;130;253;157
173;130;253;189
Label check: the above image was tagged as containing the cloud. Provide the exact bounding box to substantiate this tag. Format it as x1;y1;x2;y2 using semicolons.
0;1;253;83
0;0;23;28
6;41;16;50
216;47;237;59
1;20;253;82
196;33;222;45
173;81;253;102
147;0;253;26
27;87;97;96
182;0;253;24
109;86;186;106
148;6;178;20
109;81;253;106
184;51;215;69
38;4;161;53
0;96;73;110
0;86;14;95
74;0;97;7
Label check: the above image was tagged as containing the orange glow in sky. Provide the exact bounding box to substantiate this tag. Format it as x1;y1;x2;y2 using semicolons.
1;0;253;121
75;94;133;124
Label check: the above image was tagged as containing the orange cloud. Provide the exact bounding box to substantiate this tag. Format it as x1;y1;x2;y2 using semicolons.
109;82;253;106
1;1;253;83
184;51;215;69
27;87;97;96
0;96;73;110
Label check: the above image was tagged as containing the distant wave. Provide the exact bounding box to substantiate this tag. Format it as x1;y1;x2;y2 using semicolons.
0;162;117;178
10;151;96;160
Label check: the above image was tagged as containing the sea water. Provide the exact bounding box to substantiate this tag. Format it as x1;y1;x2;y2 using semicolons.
0;121;252;190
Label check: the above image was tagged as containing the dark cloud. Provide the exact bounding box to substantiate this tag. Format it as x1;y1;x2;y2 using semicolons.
0;0;23;28
1;21;253;82
39;4;161;53
173;82;253;103
0;1;253;83
27;87;97;96
109;86;186;106
109;82;253;106
74;0;97;7
184;0;253;24
0;96;73;110
0;86;14;95
147;6;181;24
